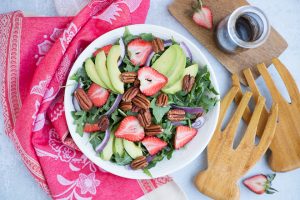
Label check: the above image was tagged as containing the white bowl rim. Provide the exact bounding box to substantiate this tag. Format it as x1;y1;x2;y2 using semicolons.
64;24;220;179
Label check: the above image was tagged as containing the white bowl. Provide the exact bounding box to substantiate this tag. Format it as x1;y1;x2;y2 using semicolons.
64;24;220;179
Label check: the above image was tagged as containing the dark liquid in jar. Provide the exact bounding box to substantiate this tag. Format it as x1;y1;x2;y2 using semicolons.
235;12;264;42
215;11;265;53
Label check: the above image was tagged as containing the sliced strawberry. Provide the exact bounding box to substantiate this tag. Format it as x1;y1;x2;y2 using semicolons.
142;137;167;155
174;126;197;149
138;67;168;96
115;116;145;141
84;123;100;133
192;1;213;30
127;39;152;66
87;83;110;107
93;44;113;56
243;174;278;195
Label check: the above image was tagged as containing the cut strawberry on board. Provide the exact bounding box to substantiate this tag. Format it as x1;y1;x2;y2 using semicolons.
243;174;278;195
84;123;100;133
138;67;168;96
174;125;197;149
115;116;145;142
93;44;113;56
87;83;110;107
127;38;152;66
192;0;213;30
142;137;167;155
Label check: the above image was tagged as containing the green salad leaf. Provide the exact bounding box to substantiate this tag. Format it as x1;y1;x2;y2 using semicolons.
113;152;133;166
150;98;171;123
71;111;87;136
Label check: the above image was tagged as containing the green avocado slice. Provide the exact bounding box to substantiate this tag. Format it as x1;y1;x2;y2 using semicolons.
107;45;124;94
123;140;143;159
85;58;108;88
100;133;115;161
152;45;178;75
163;64;199;94
95;51;118;93
162;45;186;89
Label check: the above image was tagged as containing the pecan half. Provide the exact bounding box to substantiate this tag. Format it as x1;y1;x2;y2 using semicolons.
74;88;93;111
119;101;132;111
130;156;148;170
122;87;139;102
131;105;141;113
98;115;109;131
132;93;150;109
182;75;195;93
145;124;163;136
133;79;140;87
156;93;168;107
120;72;137;83
167;109;186;121
152;38;165;53
137;109;152;128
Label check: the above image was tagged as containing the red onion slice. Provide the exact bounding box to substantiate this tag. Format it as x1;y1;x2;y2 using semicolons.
180;42;192;62
72;96;81;112
146;51;155;66
192;116;206;130
117;38;125;66
72;82;83;111
164;39;173;47
171;104;204;114
95;129;111;153
104;94;123;116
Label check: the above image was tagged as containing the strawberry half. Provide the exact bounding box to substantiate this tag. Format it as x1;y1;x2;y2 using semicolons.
115;116;145;142
127;39;152;66
93;44;113;56
142;137;167;155
138;67;168;96
84;123;100;133
192;0;213;30
174;126;197;149
87;83;110;107
243;174;278;195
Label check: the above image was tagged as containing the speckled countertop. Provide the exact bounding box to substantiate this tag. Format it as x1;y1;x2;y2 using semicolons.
0;0;300;199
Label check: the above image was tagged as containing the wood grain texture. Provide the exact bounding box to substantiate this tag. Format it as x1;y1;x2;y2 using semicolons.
168;0;288;84
232;59;300;172
194;86;278;200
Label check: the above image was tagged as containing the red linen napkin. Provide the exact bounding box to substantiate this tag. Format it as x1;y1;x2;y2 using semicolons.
0;0;172;199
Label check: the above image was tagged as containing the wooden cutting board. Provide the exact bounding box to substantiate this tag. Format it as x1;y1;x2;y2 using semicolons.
168;0;288;84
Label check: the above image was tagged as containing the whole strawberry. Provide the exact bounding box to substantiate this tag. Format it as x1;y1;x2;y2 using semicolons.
192;0;213;30
243;174;278;194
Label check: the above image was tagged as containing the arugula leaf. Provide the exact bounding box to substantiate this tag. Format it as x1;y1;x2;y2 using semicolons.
111;110;122;127
157;121;174;141
113;152;133;166
123;27;138;45
139;33;154;41
151;53;161;65
89;132;105;149
143;168;153;177
150;98;171;123
71;111;87;136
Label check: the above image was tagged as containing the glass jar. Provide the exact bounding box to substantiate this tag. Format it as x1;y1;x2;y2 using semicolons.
215;5;270;54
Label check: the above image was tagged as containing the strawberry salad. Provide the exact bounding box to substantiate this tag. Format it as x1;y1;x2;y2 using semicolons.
71;27;218;176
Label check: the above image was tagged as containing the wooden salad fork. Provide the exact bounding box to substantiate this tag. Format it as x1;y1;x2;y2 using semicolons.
194;87;278;200
232;58;300;172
